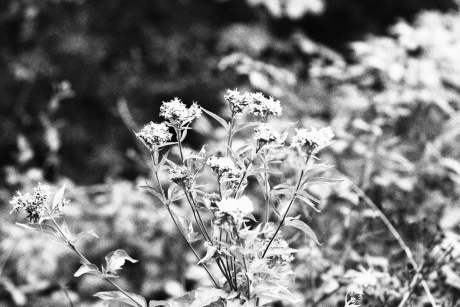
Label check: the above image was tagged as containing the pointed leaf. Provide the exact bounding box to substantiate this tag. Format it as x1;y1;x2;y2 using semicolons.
284;218;320;245
201;107;228;129
52;184;66;211
197;245;217;265
74;263;100;277
94;291;147;307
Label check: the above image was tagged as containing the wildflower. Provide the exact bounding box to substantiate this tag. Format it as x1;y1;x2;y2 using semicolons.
160;98;202;127
217;196;254;217
291;127;334;154
135;122;172;151
169;165;194;189
224;89;250;114
207;156;238;176
254;123;280;150
247;92;282;118
10;183;51;223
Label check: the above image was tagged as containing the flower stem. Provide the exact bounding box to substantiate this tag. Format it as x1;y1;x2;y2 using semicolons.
262;169;305;258
47;214;143;307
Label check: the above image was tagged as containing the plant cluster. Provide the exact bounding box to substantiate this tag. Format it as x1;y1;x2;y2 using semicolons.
9;90;334;306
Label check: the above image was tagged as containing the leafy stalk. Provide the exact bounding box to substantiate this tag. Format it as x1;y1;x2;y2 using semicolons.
46;213;143;307
262;169;305;258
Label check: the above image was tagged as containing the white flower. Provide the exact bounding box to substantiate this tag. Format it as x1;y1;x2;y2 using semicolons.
224;89;250;114
247;92;282;118
254;123;280;144
217;196;254;216
291;127;334;152
169;165;193;188
207;156;237;175
10;183;51;223
135;122;172;150
160;98;202;126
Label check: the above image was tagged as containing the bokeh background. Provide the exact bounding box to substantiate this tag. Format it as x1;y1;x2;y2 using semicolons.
1;0;460;306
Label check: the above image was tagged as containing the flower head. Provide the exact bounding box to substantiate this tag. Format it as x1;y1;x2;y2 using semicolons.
160;98;202;127
207;156;238;176
169;165;193;189
10;183;51;223
217;196;254;217
254;123;281;149
224;89;250;114
247;92;282;118
291;127;334;153
135;122;172;150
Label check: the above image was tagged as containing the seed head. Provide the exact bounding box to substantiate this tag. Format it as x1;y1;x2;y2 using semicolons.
135;122;172;150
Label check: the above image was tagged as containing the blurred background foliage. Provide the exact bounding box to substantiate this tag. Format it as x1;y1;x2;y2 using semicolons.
2;0;460;306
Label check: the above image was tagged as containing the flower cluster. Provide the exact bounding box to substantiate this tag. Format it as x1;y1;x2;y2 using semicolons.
247;92;282;118
254;123;280;149
135;121;172;150
291;127;334;153
207;156;238;176
10;183;51;223
160;98;202;127
224;89;250;115
217;196;254;218
168;165;194;189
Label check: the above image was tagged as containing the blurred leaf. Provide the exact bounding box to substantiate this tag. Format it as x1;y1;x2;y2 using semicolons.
94;291;146;307
285;217;320;245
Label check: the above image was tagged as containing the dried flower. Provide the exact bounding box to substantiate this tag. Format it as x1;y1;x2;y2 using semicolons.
217;196;254;217
135;122;172;150
10;183;51;223
169;165;194;189
291;127;334;153
160;98;202;127
247;92;282;118
224;89;250;114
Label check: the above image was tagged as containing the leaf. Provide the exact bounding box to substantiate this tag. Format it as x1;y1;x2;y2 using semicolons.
197;245;217;265
52;184;66;211
104;249;138;274
74;263;100;277
94;291;147;307
201;107;228;129
294;192;321;212
284;218;321;245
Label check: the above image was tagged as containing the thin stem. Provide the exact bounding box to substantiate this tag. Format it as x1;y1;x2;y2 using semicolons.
226;117;235;156
262;152;270;223
175;128;185;162
152;168;219;287
262;169;305;258
345;176;438;307
47;215;142;307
